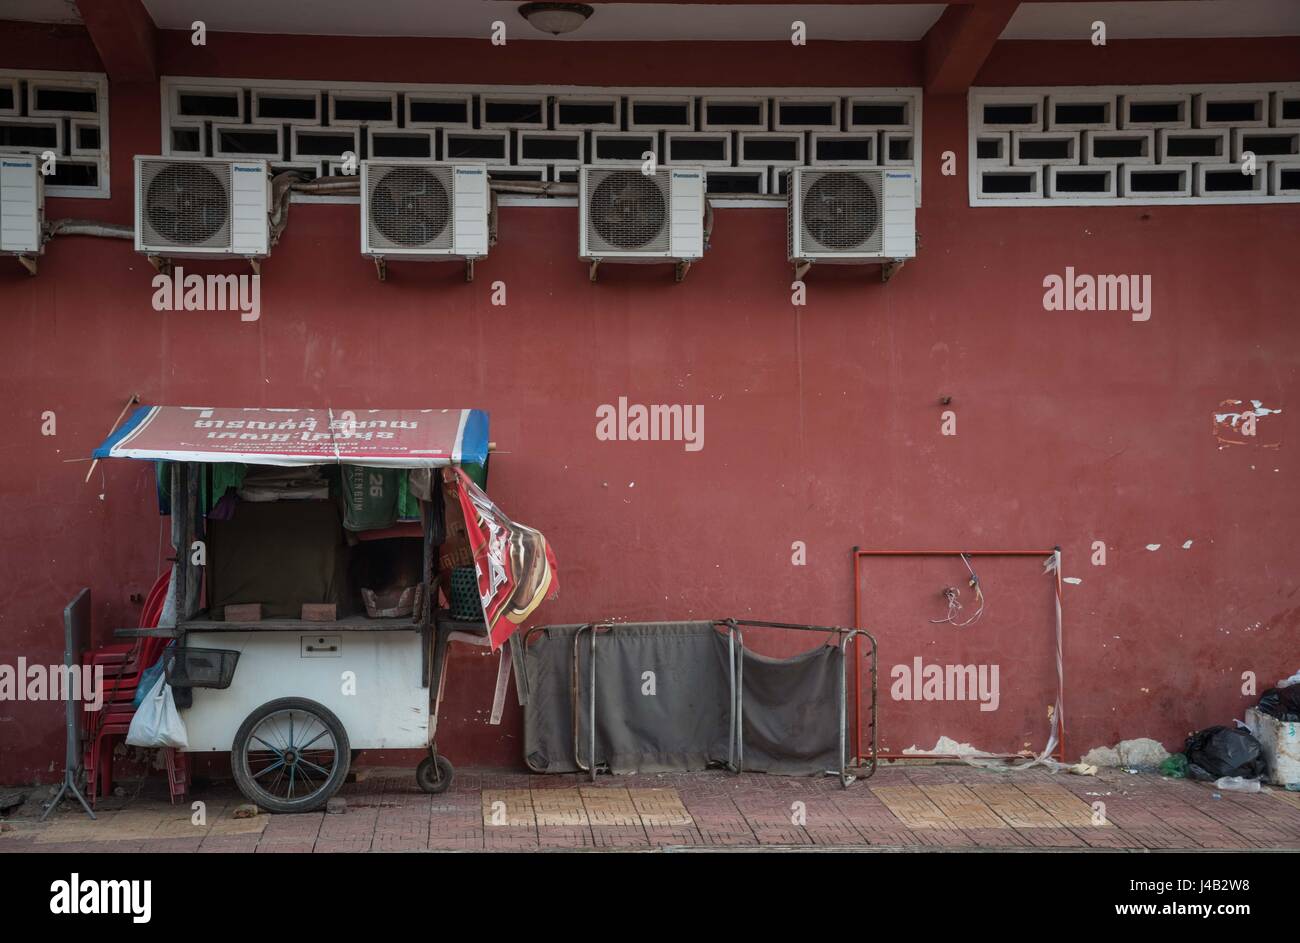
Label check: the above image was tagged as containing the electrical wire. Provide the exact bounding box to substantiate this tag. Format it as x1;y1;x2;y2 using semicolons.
928;552;985;627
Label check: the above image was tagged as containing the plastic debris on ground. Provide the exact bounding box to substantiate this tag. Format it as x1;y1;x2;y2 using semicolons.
1183;725;1266;781
1214;775;1262;793
1159;753;1189;778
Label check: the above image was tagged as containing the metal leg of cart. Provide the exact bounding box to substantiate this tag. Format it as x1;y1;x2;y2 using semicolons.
423;624;455;794
421;620;515;794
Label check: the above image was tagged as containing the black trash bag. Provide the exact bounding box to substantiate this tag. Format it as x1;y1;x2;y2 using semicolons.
1258;686;1300;722
1183;726;1266;781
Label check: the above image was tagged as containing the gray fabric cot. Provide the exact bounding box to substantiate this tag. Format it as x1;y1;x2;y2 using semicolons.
522;621;849;777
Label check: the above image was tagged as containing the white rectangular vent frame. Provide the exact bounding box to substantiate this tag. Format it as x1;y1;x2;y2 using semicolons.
1;69;110;199
0;155;43;255
970;83;1300;206
134;156;270;258
360;160;489;259
788;167;916;262
580;165;705;261
159;77;922;207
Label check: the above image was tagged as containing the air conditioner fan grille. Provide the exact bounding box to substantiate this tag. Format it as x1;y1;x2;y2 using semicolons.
799;170;882;254
140;161;232;249
368;166;453;250
586;169;669;253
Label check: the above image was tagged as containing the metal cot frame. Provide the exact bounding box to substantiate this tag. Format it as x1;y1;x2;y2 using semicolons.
541;618;877;788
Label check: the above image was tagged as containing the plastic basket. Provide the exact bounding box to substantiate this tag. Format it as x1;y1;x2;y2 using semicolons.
449;566;484;623
165;647;240;689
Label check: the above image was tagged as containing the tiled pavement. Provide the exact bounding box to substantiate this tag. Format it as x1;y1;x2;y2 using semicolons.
3;765;1299;852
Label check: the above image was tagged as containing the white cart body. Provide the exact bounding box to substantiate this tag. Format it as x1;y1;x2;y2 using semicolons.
182;630;430;752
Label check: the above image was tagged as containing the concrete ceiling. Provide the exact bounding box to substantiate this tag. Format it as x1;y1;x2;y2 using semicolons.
6;0;1298;41
1003;0;1300;38
138;0;945;40
4;0;81;24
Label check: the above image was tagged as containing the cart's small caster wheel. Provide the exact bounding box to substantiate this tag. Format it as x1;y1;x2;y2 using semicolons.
416;755;454;794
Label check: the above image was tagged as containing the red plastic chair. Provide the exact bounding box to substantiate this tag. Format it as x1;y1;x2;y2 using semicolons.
83;571;186;805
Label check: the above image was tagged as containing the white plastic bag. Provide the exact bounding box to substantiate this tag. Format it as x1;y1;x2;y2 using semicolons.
1213;775;1261;793
126;674;189;749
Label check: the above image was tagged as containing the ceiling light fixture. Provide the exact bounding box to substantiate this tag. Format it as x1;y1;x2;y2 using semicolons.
518;2;594;36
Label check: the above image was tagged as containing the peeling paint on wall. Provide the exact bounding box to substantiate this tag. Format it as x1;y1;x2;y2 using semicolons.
1214;399;1283;448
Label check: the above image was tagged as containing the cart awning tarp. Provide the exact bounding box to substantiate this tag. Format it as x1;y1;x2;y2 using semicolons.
450;467;559;650
93;406;488;468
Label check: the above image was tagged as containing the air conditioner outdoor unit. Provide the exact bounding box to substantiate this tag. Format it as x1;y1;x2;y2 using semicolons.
1;155;44;259
360;160;489;263
580;165;705;277
134;156;270;259
788;167;916;272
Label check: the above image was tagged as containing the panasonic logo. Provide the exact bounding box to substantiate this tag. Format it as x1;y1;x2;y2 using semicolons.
233;166;260;173
456;168;483;175
2;160;33;168
885;173;912;179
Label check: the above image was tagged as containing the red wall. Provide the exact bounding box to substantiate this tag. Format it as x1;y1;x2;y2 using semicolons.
1;26;1298;780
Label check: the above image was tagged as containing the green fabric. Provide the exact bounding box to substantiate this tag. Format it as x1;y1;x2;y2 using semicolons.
199;462;248;512
156;461;171;515
210;463;247;509
340;464;399;531
396;471;420;521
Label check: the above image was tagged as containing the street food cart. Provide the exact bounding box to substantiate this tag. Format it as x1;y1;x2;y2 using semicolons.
93;405;558;813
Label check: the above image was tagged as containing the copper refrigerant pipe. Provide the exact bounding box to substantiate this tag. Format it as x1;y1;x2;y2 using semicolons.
851;548;1064;764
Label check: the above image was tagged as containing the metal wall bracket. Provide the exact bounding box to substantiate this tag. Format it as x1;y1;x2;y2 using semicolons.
16;254;37;276
374;257;386;282
588;259;600;283
147;255;173;277
249;258;261;277
465;258;475;283
791;259;903;284
674;260;691;283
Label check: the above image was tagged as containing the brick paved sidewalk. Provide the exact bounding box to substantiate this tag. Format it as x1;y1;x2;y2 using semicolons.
3;765;1298;852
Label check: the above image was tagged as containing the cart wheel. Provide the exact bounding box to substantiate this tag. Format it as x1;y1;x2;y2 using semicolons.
231;697;350;814
416;755;454;794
